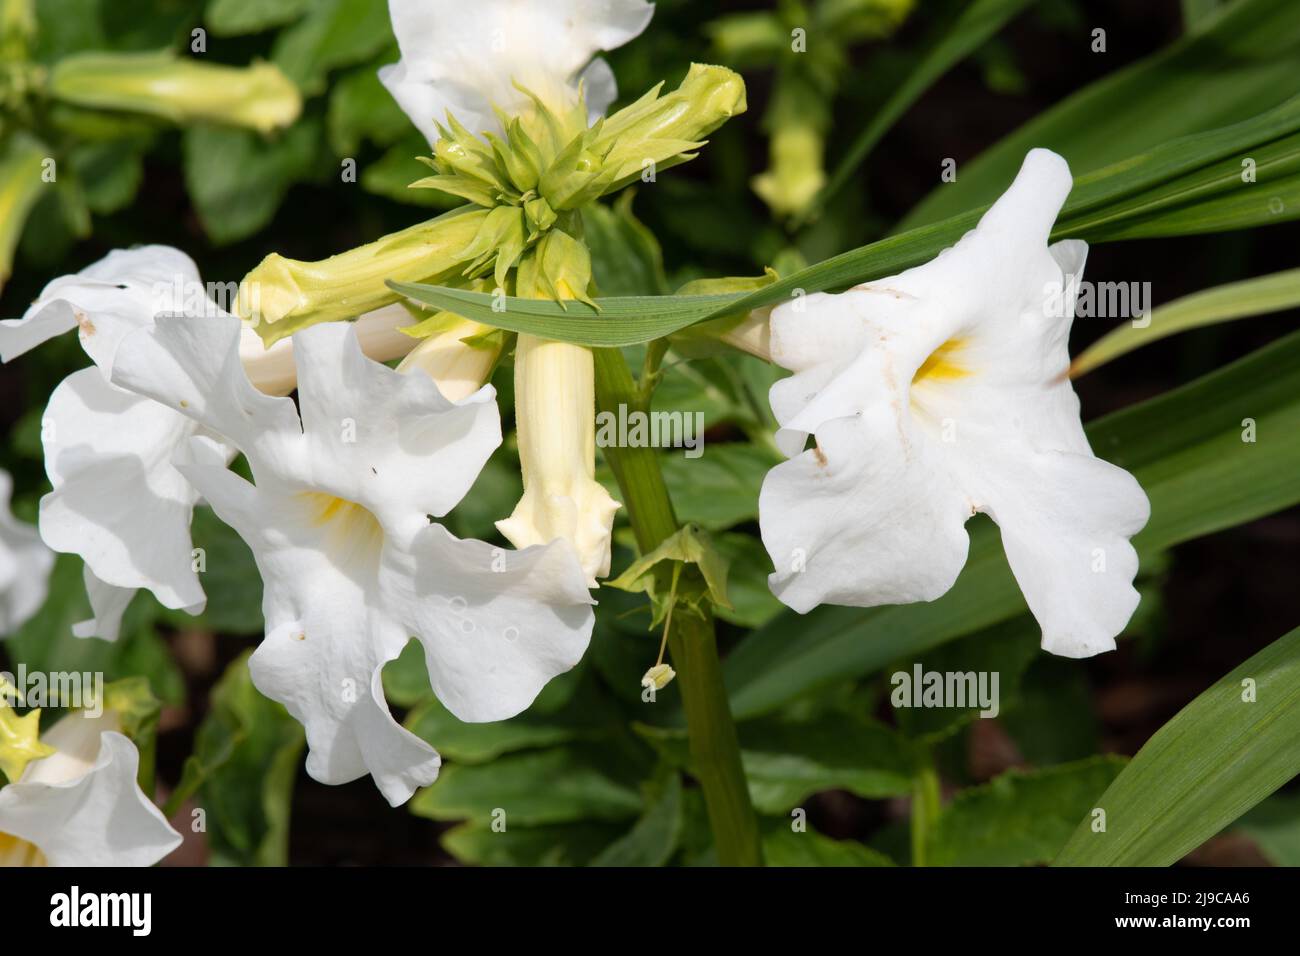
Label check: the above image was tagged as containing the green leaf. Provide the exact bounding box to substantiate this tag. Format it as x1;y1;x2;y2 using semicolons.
183;120;322;245
167;652;305;867
931;756;1127;866
393;95;1300;346
206;0;311;36
655;443;778;531
590;772;683;867
724;329;1300;718
403;671;623;764
67;140;146;215
762;823;895;867
809;0;1036;222
1236;792;1300;866
712;532;785;629
441;821;624;866
583;193;669;297
1071;268;1300;377
605;522;733;619
3;554;186;708
271;0;392;96
637;713;913;814
361;132;464;207
890;617;1040;743
410;744;646;826
1055;625;1300;866
901;0;1300;229
326;58;408;155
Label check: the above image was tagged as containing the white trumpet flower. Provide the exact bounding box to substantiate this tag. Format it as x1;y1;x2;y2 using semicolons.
0;711;180;867
759;149;1150;658
0;247;421;640
0;469;52;634
380;0;655;143
109;314;594;805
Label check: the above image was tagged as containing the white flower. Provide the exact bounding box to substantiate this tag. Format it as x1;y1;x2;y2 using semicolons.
110;313;595;805
758;149;1151;658
380;0;655;143
0;469;53;634
0;712;181;867
0;247;420;641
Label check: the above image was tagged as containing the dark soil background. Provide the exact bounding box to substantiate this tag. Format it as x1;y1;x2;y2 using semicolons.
1;0;1294;865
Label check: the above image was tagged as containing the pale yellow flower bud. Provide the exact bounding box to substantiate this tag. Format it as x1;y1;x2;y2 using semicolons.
49;52;301;134
496;335;620;585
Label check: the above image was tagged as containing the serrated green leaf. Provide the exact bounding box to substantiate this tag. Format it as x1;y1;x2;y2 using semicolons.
590;773;683;867
762;823;895;867
183;120;322;245
411;744;646;827
1055;625;1300;866
167;652;305;867
403;672;622;764
441;820;624;866
931;756;1127;866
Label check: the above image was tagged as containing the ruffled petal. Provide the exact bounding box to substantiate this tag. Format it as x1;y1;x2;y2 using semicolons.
380;0;653;140
384;524;594;722
39;367;212;616
72;567;136;642
0;716;180;867
0;245;205;375
972;446;1149;657
0;469;53;634
760;406;971;614
290;321;501;533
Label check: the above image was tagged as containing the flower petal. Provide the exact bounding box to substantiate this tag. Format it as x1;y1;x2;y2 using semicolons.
380;0;653;140
39;367;212;617
758;149;1150;655
0;717;180;867
760;406;971;614
0;469;53;635
974;446;1149;657
384;524;594;722
0;245;205;375
290;321;501;530
72;567;137;642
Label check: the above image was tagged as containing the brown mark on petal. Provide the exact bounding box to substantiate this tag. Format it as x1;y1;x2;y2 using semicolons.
75;311;95;337
812;444;828;467
852;285;917;300
293;632;306;642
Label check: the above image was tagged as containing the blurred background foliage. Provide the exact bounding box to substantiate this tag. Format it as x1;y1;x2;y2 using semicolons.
1;0;1298;866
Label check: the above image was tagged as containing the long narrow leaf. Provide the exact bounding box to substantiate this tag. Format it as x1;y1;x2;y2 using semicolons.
1054;625;1300;866
806;0;1037;224
1071;268;1300;377
393;98;1300;347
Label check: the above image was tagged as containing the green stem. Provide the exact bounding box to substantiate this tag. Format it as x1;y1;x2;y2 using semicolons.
910;752;941;867
593;346;763;866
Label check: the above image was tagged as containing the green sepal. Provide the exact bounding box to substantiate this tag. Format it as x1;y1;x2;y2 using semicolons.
605;522;733;626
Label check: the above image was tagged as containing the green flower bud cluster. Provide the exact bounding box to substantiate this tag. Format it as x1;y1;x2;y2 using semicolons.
411;63;747;299
239;64;746;342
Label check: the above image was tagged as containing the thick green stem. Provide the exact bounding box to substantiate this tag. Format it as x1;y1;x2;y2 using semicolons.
910;752;941;867
593;346;762;866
